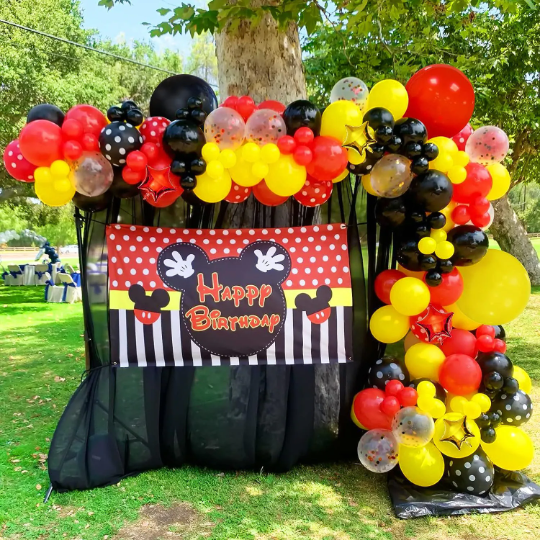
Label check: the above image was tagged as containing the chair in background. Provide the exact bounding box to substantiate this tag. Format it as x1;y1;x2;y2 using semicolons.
5;265;24;286
57;273;82;303
34;264;51;286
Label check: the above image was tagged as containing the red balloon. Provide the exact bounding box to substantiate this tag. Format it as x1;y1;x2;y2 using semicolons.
63;140;84;161
81;133;99;152
253;180;288;206
439;354;482;395
258;100;286;114
140;116;170;144
405;64;475;138
470;195;490;216
141;142;159;162
65;105;107;137
3;140;37;182
385;380;405;396
222;96;239;109
126;150;148;172
122;166;146;185
352;388;392;430
294;127;315;145
293;145;313;166
493;339;507;354
277;135;296;155
19;120;63;166
375;269;405;304
452;123;474;151
380;396;401;417
225;181;251;203
425;268;463;305
476;334;495;353
306;136;348;181
452;163;492;204
236;96;256;121
452;205;471;225
476;325;496;338
471;211;491;228
61;118;84;140
293;176;332;207
397;387;418;407
441;328;478;358
144;188;182;208
411;304;453;345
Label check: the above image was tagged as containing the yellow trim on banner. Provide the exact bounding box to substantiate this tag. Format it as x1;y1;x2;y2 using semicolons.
109;288;352;310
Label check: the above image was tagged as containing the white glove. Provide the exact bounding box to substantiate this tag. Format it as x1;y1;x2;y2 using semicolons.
254;246;285;273
163;252;195;278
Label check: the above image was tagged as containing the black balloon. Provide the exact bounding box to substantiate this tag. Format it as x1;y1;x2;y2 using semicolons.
403;142;423;158
427;212;446;230
397;238;422;271
447;449;494;496
170;159;187;176
409;211;425;223
477;351;514;378
438;259;454;274
73;191;112;213
422;142;439;161
163;120;205;156
415;224;431;238
425;269;442;287
109;170;140;199
393;118;427;144
190;158;206;175
386;135;402;153
375;125;393;144
121;100;138;112
419;254;437;271
283;100;321;136
27;104;64;126
126;108;144;127
411;156;429;175
370;143;386;160
367;356;409;390
182;189;207;205
180;175;197;190
483;371;504;395
409;378;446;402
150;74;218;120
491;389;532;426
375;197;407;228
348;153;379;175
493;325;506;341
107;106;124;122
99;121;143;167
363;107;394;130
407;170;453;212
447;225;489;266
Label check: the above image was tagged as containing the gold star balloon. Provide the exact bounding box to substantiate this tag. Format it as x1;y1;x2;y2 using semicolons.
342;122;377;165
433;412;481;458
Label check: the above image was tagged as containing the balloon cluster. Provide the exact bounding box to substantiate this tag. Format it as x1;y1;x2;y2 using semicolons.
354;64;534;497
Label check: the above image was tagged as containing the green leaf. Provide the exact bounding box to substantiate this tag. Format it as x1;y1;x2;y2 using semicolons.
157;8;171;16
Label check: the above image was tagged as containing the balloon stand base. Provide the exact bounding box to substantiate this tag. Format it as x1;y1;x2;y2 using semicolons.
388;469;540;519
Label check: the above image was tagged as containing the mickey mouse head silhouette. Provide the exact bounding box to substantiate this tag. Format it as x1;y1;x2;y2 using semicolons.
128;284;170;325
295;285;333;324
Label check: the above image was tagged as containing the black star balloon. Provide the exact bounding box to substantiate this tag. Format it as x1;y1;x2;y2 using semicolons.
367;356;409;390
492;389;533;426
99;122;143;167
447;449;494;496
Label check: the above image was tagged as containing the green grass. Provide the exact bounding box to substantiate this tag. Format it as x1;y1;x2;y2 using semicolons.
1;286;540;539
489;236;540;257
0;257;79;269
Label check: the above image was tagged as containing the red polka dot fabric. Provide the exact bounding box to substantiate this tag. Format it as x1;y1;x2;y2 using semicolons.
107;224;352;292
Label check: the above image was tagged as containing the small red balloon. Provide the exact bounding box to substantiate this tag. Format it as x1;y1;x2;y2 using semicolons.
19;120;63;166
253;180;288;206
397;387;418;407
476;334;495;353
225;181;251;203
3;140;37;182
476;325;496;339
375;269;405;305
380;396;401;417
65;105;107;137
470;195;490;216
439;354;482;395
81;133;99;152
452;123;474;151
405;64;475;138
385;380;405;396
306;136;348;181
63;140;83;161
493;339;507;354
277;135;296;155
471;211;491;228
352;388;392;430
452;205;471;225
222;96;239;109
452;162;492;204
236;96;256;121
294;127;315;145
441;328;478;358
122;166;146;185
62;118;84;140
258;100;286;114
141;142;159;162
126;150;148;172
293;145;313;166
426;268;463;306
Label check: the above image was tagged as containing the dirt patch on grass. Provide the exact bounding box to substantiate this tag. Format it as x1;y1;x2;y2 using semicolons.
114;502;214;540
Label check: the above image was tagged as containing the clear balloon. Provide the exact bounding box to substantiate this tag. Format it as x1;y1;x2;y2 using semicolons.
204;107;246;150
245;109;287;146
392;406;435;447
71;152;114;197
465;126;509;165
330;77;369;109
369;154;413;198
358;429;399;473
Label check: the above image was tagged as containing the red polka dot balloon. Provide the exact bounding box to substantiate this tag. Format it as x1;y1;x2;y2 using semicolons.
140;117;170;144
3;139;37;182
225;181;251;203
294;175;333;207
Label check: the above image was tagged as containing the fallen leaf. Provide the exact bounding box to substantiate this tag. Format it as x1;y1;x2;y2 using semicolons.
36;484;42;490
54;376;66;383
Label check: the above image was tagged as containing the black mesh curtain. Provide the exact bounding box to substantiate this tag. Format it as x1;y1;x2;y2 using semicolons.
48;176;394;491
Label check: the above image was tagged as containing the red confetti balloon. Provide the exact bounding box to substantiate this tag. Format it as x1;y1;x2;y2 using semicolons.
140;117;170;144
19;120;63;166
3;140;37;182
375;269;405;304
452;123;474;151
306;136;348;181
65;105;107;137
293;176;332;207
452;163;492;204
439;354;482;395
225;181;251;203
425;268;463;306
352;388;392;430
440;328;478;358
253;180;288;206
258;100;286;114
405;65;475;138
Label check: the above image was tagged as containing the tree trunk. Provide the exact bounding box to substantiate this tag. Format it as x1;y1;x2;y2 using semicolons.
490;195;540;285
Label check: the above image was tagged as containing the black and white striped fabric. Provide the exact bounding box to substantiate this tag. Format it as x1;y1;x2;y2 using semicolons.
110;307;352;367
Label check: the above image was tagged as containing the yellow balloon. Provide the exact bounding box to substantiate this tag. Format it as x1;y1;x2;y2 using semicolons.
193;170;232;203
332;168;349;184
252;161;269;180
428;137;458;173
447;166;467;184
457;249;530;325
229;147;261;187
50;159;70;178
34;167;51;183
462;401;482;419
206;160;225;180
430;229;447;243
444;302;480;330
486;163;511;200
367;79;408;120
513;366;532;395
242;142;261;163
260;143;280;164
453;151;470;167
399;443;445;487
433;413;480;458
265;154;306;197
351;406;368;430
369;305;410;343
482;426;534;471
219;149;237;168
347;147;363;165
361;174;377;195
440;201;457;232
404;330;422;351
417;381;436;398
390;277;430;316
35;176;75;207
471;393;492;413
405;343;446;381
429;399;447;419
435;241;455;260
449;396;468;414
320;100;363;143
418;237;436;255
202;142;221;162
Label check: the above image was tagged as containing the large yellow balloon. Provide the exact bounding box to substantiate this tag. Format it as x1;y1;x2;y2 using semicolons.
265;154;306;197
444;302;480;330
193;170;232;203
399;443;445;487
482;426;534;471
320;100;363;143
486;163;511;200
513;366;532;394
366;79;408;120
369;305;410;343
457;249;530;325
405;343;446;381
390;277;430;316
433;413;480;458
229;147;261;187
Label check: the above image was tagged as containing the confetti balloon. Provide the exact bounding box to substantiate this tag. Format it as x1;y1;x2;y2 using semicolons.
245;109;287;146
391;406;435;447
465;126;509;165
204;107;246;150
71;152;114;197
358;429;399;473
330;77;369;109
369;154;413;198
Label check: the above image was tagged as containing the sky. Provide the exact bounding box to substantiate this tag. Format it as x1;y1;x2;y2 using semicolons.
79;0;193;54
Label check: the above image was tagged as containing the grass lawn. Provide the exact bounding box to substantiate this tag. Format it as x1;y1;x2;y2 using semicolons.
1;285;540;540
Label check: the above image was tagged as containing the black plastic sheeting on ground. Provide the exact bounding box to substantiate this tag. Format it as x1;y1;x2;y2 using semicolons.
388;470;540;519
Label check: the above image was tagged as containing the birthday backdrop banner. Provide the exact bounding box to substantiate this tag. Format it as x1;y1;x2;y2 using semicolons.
107;224;353;366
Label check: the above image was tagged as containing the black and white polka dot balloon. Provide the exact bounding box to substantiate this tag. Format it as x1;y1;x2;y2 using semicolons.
99;121;143;167
447;449;494;496
491;389;533;427
367;356;409;390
